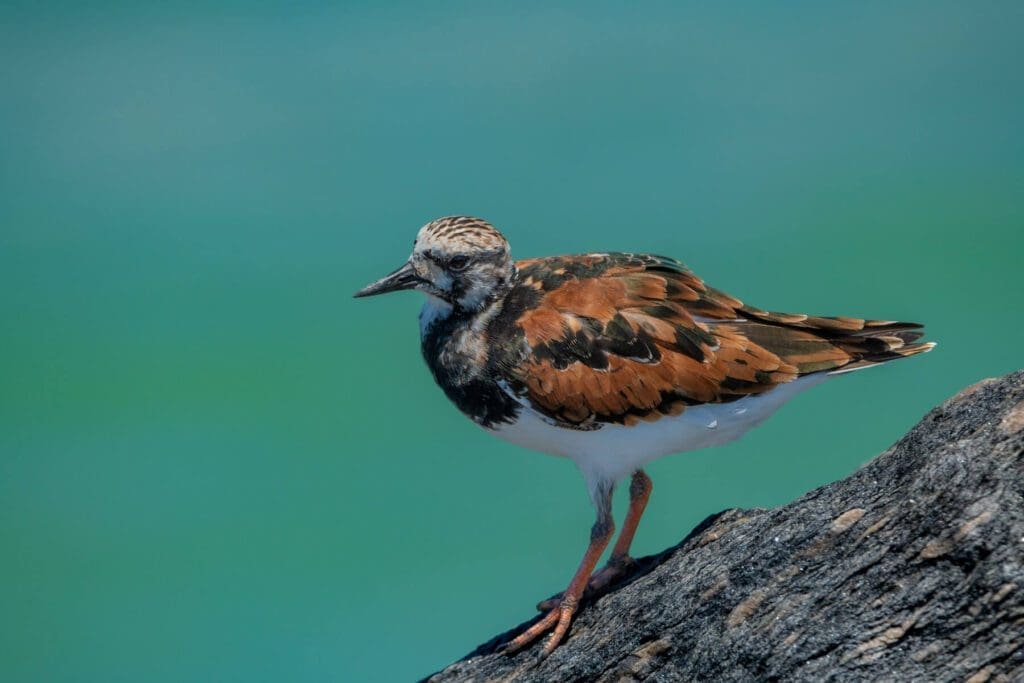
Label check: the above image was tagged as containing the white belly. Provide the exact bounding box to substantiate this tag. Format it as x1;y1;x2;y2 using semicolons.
487;375;829;491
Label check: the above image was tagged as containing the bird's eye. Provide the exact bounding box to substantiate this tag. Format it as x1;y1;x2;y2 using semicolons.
448;255;471;271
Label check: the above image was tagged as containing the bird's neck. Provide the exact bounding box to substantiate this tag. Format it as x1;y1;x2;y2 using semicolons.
419;292;506;386
418;291;523;428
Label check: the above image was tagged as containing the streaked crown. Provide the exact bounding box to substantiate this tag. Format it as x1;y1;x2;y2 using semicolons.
415;216;509;254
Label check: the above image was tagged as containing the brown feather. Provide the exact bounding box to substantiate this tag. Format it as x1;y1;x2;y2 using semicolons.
505;253;932;427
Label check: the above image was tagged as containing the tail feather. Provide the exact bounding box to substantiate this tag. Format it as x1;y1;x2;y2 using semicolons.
735;306;935;376
829;339;936;375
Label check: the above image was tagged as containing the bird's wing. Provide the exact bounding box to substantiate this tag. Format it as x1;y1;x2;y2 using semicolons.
501;253;928;427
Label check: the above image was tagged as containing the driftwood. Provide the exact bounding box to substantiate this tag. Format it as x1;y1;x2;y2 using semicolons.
424;371;1024;682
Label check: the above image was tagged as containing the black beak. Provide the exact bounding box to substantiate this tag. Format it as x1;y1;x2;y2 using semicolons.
353;261;423;298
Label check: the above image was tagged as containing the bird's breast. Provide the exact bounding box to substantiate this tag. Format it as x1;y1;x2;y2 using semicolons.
420;313;521;429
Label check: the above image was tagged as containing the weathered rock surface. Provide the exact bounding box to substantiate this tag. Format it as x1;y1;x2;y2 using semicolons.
424;372;1024;682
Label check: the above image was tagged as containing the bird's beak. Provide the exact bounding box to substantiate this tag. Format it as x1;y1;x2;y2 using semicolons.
353;261;423;298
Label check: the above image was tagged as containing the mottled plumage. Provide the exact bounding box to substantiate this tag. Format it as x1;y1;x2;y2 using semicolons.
355;216;933;655
507;252;930;427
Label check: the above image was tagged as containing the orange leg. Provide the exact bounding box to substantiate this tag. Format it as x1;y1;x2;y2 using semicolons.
537;470;653;611
610;469;653;562
507;483;615;655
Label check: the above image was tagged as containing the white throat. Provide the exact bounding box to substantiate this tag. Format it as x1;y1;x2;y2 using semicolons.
419;294;454;338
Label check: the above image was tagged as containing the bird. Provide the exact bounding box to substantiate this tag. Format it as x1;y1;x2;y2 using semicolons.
354;216;933;655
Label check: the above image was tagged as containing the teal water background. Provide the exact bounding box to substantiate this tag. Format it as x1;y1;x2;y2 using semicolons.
2;3;1022;681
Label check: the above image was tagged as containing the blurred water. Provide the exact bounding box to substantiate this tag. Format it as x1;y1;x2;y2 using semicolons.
1;3;1022;681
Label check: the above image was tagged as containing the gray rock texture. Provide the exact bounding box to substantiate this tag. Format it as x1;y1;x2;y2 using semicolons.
424;371;1024;682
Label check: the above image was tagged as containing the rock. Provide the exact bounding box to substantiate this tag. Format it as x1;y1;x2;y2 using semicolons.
423;371;1024;682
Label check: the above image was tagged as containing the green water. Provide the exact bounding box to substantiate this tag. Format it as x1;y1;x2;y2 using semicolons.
2;3;1022;681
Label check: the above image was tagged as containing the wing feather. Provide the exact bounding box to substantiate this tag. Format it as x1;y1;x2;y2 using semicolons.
502;253;930;427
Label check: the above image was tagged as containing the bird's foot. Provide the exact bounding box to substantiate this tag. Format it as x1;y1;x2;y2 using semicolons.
535;555;635;612
504;595;579;657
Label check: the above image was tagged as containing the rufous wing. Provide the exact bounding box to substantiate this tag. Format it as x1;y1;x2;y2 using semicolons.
506;254;931;427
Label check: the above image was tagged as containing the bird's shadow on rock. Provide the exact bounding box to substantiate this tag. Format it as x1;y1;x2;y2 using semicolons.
465;508;738;660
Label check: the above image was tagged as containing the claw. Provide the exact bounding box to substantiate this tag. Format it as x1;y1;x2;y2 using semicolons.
542;603;576;655
505;607;562;654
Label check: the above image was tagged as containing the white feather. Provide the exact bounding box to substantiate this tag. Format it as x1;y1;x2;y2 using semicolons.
418;295;453;336
489;375;830;500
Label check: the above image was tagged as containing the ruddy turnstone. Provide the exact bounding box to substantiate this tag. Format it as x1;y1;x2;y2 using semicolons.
354;216;933;655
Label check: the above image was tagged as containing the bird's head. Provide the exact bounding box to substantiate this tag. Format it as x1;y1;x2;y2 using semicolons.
354;216;515;313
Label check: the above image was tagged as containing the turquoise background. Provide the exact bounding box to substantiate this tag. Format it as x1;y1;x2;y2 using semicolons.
2;3;1022;681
